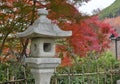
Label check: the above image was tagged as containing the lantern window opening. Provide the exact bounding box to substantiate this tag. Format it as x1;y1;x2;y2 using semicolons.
43;43;52;52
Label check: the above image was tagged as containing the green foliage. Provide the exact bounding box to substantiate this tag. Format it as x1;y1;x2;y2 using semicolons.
99;0;120;19
0;61;34;83
51;51;120;84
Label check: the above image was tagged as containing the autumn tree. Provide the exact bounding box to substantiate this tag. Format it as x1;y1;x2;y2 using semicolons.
0;0;36;62
0;0;114;67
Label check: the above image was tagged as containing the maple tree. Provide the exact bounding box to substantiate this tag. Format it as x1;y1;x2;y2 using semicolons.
0;0;35;62
56;16;116;67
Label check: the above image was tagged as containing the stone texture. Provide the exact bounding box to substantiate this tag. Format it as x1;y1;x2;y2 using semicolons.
30;38;55;57
16;8;72;38
31;69;54;84
25;58;61;68
26;58;61;84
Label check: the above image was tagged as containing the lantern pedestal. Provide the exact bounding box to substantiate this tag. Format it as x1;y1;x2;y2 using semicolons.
26;58;61;84
31;69;53;84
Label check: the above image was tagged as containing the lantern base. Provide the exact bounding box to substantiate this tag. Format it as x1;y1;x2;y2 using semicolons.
25;58;61;84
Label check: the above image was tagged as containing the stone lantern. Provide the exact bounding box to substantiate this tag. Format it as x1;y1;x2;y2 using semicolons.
16;8;72;84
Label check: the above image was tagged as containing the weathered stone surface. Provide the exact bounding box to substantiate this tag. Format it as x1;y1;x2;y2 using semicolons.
31;69;54;84
26;57;61;84
26;58;61;68
16;8;72;38
30;38;55;57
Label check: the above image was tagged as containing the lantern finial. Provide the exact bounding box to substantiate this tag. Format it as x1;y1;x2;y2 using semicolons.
37;8;48;16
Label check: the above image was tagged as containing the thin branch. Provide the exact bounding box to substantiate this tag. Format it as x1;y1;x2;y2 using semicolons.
0;32;10;55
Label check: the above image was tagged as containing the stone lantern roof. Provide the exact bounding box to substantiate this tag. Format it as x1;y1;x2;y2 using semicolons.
16;8;72;38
